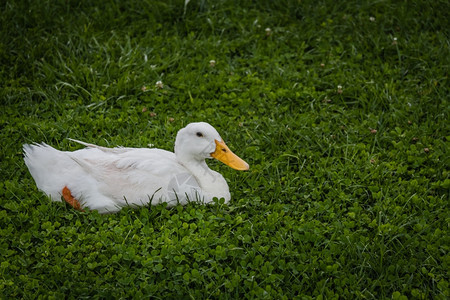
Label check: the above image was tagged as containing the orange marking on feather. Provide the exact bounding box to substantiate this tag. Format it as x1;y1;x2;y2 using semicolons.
62;186;84;211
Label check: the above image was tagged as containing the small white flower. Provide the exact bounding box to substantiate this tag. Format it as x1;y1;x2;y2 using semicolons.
369;16;375;22
265;28;272;36
156;81;164;89
209;60;216;67
337;85;343;94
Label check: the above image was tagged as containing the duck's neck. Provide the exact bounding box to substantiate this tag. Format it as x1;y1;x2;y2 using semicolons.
179;159;216;186
177;157;229;199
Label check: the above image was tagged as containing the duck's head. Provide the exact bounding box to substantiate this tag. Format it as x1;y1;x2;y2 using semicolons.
175;122;249;171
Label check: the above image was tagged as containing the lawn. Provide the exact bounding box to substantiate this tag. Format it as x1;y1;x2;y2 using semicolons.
1;0;449;298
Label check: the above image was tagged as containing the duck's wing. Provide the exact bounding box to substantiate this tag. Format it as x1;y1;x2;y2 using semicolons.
68;148;192;207
68;138;137;154
69;148;180;179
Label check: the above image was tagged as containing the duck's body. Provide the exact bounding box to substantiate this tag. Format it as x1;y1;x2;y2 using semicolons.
23;122;249;213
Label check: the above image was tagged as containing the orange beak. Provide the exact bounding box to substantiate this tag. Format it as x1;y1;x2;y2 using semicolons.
210;140;249;171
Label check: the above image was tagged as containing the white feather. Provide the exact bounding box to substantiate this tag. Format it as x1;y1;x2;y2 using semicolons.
23;122;242;213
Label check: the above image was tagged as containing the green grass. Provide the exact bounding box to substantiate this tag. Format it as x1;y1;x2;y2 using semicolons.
1;0;449;298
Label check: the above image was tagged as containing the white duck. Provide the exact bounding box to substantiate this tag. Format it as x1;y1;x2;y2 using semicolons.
23;122;249;213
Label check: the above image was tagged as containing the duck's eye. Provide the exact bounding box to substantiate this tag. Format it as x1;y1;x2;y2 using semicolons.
196;132;203;137
221;148;227;153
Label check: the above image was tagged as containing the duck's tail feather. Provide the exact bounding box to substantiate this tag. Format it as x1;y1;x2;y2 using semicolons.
23;143;78;201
